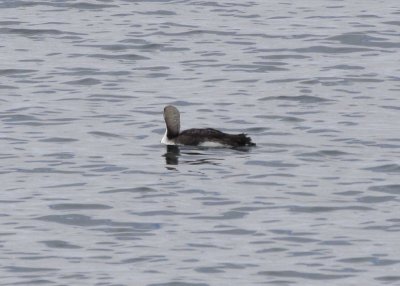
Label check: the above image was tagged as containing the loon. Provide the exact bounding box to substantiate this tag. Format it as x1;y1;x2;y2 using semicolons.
161;105;255;147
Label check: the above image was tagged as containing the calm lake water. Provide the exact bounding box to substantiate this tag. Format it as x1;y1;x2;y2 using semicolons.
1;1;400;285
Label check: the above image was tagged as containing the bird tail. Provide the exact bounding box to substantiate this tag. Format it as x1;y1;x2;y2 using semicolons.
230;133;255;147
242;134;256;146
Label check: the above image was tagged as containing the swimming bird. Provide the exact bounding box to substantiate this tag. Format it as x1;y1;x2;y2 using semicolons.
161;105;255;147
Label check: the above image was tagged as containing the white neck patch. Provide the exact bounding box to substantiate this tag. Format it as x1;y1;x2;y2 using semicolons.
161;129;176;145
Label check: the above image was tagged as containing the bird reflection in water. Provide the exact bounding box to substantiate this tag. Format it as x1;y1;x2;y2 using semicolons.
163;145;250;167
163;146;220;166
164;145;180;166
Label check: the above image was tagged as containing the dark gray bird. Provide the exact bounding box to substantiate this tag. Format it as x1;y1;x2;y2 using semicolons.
161;105;255;147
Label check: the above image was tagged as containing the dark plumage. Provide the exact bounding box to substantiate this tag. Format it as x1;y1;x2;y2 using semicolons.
161;105;255;147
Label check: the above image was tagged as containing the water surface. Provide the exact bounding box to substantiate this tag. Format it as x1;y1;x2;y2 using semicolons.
1;1;400;285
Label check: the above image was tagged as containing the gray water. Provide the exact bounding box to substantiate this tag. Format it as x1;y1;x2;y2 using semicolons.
1;1;400;285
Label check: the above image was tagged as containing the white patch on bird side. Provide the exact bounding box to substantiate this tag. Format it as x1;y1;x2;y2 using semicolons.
161;129;176;145
198;141;225;147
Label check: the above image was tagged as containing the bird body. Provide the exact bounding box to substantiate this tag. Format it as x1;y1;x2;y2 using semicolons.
161;105;255;147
